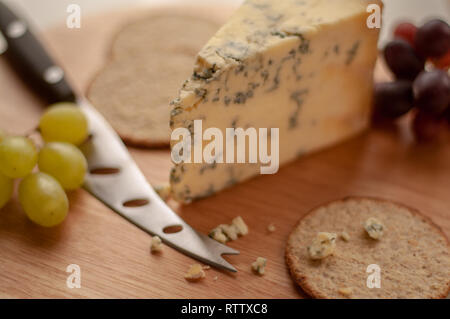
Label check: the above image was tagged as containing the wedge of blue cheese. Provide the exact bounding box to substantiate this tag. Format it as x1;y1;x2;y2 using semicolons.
170;0;382;203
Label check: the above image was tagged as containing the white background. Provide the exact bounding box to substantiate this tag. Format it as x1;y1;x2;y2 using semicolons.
3;0;450;44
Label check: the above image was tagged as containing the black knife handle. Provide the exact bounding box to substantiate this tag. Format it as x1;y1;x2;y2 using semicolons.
0;1;76;103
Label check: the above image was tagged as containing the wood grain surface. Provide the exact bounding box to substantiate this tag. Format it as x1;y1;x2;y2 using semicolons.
0;5;449;299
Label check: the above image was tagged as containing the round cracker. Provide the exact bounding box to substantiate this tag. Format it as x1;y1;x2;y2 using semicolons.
88;53;194;147
111;14;221;60
286;197;450;299
87;12;220;148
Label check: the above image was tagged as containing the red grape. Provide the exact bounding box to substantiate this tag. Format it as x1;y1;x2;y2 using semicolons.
415;19;450;58
394;22;418;47
445;107;450;126
384;39;425;80
413;70;450;115
373;81;414;119
431;50;450;69
413;110;447;142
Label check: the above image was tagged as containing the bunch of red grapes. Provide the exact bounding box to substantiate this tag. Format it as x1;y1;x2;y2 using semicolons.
374;19;450;142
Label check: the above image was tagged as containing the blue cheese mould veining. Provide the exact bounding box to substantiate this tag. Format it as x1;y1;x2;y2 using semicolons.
169;0;382;203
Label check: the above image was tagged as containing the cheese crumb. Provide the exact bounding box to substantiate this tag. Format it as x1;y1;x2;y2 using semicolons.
154;184;171;202
364;217;384;240
202;265;211;270
213;276;219;281
184;264;206;282
267;223;276;233
251;257;267;276
219;224;239;241
209;227;229;244
340;231;350;242
232;216;249;236
209;216;249;243
150;236;163;253
307;232;337;260
338;287;353;297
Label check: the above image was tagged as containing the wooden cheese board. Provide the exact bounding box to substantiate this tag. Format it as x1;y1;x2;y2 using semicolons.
0;5;449;298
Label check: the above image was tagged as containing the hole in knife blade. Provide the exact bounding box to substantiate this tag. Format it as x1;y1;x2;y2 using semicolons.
90;167;121;175
123;198;150;207
163;225;183;234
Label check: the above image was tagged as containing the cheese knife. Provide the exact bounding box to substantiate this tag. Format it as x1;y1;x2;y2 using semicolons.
0;1;239;272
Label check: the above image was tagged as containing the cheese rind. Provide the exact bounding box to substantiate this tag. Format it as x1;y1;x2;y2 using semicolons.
170;0;382;203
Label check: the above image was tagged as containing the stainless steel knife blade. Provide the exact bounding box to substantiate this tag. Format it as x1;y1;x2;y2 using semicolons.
78;99;239;272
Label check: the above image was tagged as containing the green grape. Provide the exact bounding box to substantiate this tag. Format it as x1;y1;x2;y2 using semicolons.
0;173;13;209
38;142;87;190
19;172;68;227
0;136;38;178
39;103;89;145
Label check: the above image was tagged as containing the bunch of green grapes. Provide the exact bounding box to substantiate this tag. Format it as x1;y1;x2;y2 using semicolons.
0;103;89;227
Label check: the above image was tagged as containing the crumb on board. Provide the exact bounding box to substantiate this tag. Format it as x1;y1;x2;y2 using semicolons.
232;216;249;236
340;231;350;242
251;257;267;276
209;227;229;244
184;264;206;282
209;216;248;243
219;224;239;241
150;236;163;253
267;223;276;233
